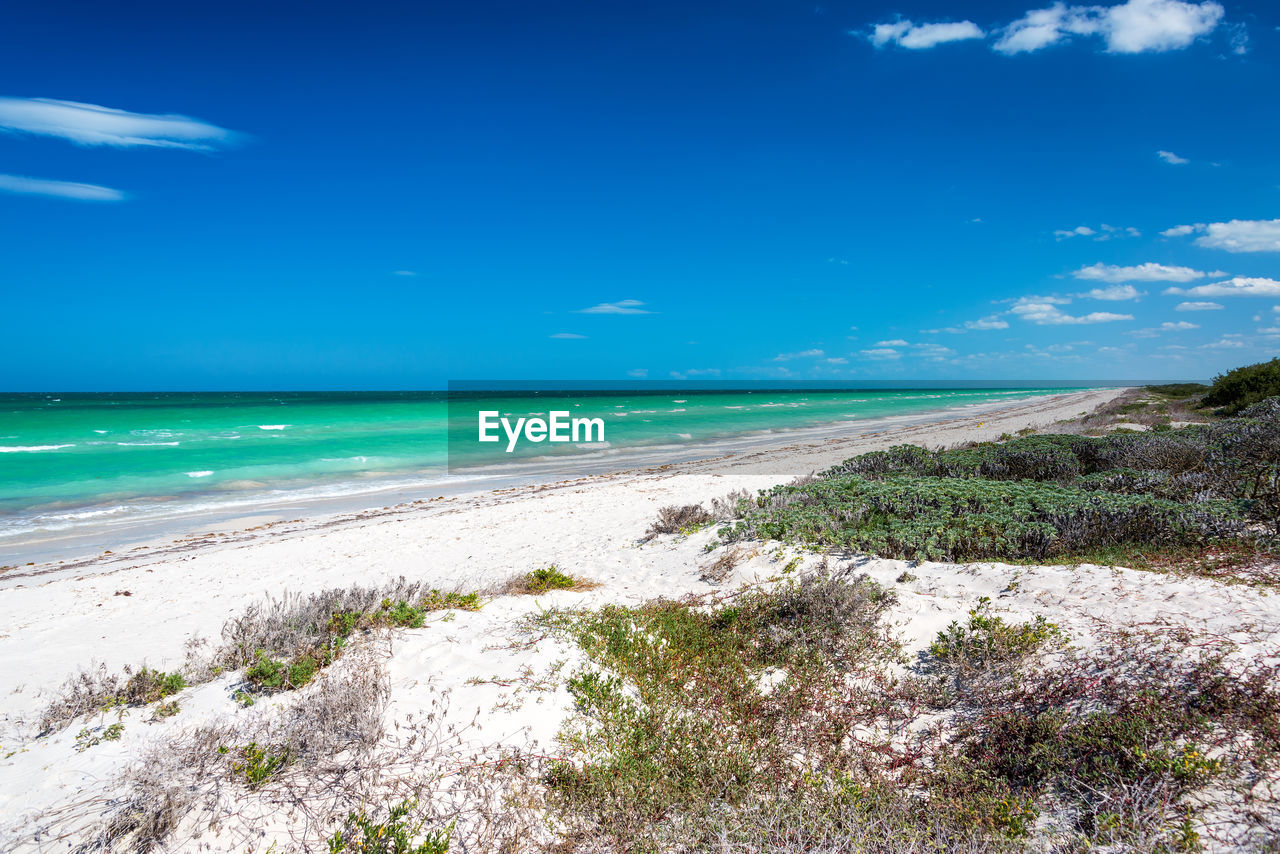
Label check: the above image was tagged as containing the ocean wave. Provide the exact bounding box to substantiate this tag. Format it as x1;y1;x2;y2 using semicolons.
258;424;290;430
0;444;75;453
187;470;214;478
117;441;180;447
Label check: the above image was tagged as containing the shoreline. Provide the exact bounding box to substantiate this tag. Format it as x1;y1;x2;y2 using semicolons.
0;387;1116;572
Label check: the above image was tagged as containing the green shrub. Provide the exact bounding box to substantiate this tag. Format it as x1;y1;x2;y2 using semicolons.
1204;358;1280;414
505;565;599;596
723;474;1243;563
928;597;1061;683
231;741;293;789
1148;382;1210;399
327;800;452;853
245;650;320;691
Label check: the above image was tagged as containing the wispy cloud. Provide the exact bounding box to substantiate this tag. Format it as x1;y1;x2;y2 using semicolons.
875;339;909;346
576;299;652;315
1156;149;1189;164
1202;335;1247;349
868;19;985;49
994;0;1224;55
1054;223;1140;241
922;315;1009;334
392;270;417;277
1164;219;1280;253
859;348;902;360
869;1;1227;56
549;332;587;339
1164;277;1280;297
0;97;238;150
1162;321;1199;330
1175;301;1223;311
1077;284;1145;300
0;173;125;202
1072;262;1221;284
626;368;649;378
1009;295;1133;325
773;348;825;362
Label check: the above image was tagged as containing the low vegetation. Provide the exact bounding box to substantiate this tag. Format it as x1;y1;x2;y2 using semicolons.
710;397;1280;576
535;574;1280;852
327;800;453;854
502;566;599;595
40;578;484;731
40;665;186;734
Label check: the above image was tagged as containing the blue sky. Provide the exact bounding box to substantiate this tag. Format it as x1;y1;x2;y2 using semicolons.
1;0;1277;390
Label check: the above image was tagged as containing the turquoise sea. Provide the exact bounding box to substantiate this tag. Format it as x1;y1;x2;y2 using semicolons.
0;387;1081;561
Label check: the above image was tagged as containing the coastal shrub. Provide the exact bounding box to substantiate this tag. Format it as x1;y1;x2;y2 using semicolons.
502;565;599;595
539;573;905;845
926;597;1061;684
219;579;482;670
327;800;452;854
642;502;714;540
40;664;186;733
39;578;484;733
245;650;323;691
536;579;1280;851
1148;382;1210;399
721;475;1244;563
1203;358;1280;414
715;408;1280;569
231;741;293;789
930;630;1280;848
81;649;392;851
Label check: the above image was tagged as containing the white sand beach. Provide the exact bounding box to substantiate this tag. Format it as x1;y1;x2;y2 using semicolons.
3;386;1278;851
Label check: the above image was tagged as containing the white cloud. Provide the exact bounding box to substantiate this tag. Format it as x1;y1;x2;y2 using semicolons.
869;19;985;49
1072;262;1213;284
549;332;587;339
392;270;417;276
859;348;902;360
0;97;236;150
1194;219;1280;253
1175;301;1223;311
1009;295;1133;325
922;314;1012;334
773;349;825;361
875;339;909;346
1055;225;1096;239
1054;223;1140;241
913;343;957;360
0;173;125;202
1156;149;1189;164
1078;284;1145;300
1202;337;1247;349
1161;321;1199;330
1164;277;1280;297
1160;223;1201;237
626;368;648;378
825;357;849;364
994;0;1224;55
576;299;652;315
965;315;1010;330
